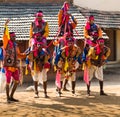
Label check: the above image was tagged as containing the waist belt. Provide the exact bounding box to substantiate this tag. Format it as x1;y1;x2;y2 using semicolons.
91;59;101;66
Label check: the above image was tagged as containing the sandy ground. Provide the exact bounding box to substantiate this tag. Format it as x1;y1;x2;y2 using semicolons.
0;67;120;117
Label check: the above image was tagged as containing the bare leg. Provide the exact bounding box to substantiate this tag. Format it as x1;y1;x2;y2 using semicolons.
99;80;107;96
9;81;19;102
43;81;49;98
56;81;63;97
6;84;10;103
63;78;69;91
87;81;91;96
71;81;76;94
34;81;39;98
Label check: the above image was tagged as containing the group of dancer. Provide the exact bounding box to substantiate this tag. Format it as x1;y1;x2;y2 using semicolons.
0;1;111;103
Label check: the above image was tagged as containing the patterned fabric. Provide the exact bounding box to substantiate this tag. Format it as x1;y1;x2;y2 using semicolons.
84;23;102;39
32;21;46;36
30;21;49;39
87;46;111;67
4;40;18;67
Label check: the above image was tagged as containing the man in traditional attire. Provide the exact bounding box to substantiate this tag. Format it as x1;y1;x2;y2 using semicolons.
54;1;79;93
27;11;50;98
85;38;111;96
84;15;103;47
56;38;81;96
29;10;49;46
3;19;26;103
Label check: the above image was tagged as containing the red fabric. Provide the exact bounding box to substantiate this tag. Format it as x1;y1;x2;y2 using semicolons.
10;33;16;37
5;69;19;84
33;33;41;38
8;40;14;48
64;2;70;11
96;38;104;43
44;62;50;69
95;44;101;55
85;22;90;30
86;39;96;47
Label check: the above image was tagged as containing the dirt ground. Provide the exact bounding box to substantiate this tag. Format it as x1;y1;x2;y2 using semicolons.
0;67;120;117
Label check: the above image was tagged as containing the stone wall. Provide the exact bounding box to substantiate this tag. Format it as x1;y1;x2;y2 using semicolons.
0;0;73;4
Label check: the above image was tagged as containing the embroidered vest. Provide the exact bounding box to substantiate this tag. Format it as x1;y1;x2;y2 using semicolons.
88;23;98;41
4;41;18;67
32;22;46;36
91;46;108;66
31;42;49;71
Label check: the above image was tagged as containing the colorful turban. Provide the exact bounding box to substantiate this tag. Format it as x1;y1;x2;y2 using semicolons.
63;1;70;11
35;12;43;17
89;15;94;20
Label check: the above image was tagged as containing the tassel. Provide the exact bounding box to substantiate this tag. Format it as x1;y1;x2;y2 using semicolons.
64;57;68;72
34;60;36;72
25;65;28;75
25;57;29;75
82;63;85;70
19;59;23;85
95;55;98;60
54;65;57;72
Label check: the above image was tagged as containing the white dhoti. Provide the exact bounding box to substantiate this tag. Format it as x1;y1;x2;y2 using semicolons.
31;69;48;84
88;65;103;81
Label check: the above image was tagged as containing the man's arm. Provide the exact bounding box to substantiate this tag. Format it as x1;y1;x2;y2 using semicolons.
58;9;63;27
29;23;33;39
17;47;26;59
97;25;103;38
43;22;49;38
84;26;91;39
71;15;77;29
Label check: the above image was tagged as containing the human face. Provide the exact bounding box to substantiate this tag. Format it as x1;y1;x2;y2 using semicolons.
36;16;42;22
89;16;94;24
89;19;94;24
10;33;16;42
35;35;41;41
68;41;74;47
36;12;43;21
98;40;104;48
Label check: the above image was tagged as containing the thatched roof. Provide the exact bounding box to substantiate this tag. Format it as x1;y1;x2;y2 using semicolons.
0;3;108;40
